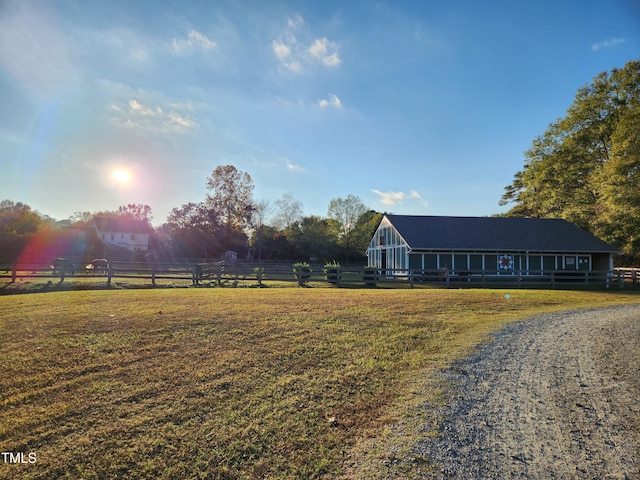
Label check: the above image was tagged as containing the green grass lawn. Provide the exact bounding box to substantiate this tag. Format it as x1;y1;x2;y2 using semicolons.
1;289;638;479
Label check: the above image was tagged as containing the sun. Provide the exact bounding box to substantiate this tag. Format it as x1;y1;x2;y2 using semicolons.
112;169;131;184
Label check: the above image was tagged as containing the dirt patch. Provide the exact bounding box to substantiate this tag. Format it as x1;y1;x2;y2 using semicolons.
417;304;640;479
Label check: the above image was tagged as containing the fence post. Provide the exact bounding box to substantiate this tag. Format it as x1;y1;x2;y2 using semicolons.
11;263;16;283
107;264;113;287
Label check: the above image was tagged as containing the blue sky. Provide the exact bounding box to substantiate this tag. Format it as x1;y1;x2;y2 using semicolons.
1;0;638;226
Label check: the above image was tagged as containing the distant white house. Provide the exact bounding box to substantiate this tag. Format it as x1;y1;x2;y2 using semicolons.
92;216;152;252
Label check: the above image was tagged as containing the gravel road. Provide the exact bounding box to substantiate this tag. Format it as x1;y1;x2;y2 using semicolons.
417;304;640;479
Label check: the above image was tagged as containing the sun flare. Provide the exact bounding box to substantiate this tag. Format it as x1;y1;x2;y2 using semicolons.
112;169;131;183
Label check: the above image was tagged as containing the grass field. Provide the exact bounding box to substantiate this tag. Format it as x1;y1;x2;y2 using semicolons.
1;288;638;479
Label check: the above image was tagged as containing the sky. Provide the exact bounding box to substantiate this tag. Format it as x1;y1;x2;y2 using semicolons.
1;0;639;226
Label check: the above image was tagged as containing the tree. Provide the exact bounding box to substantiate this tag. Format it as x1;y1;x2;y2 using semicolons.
596;104;640;262
0;200;47;261
349;210;384;261
287;216;340;262
206;165;254;230
500;60;640;261
248;200;272;260
272;192;303;230
116;204;153;223
164;202;223;259
327;194;368;261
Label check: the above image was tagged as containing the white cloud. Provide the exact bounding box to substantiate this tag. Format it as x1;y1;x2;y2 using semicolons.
171;29;216;55
288;14;304;30
272;15;341;72
372;189;428;207
308;38;341;67
318;93;342;109
286;159;304;172
272;40;291;60
110;99;195;132
129;99;156;115
591;37;625;51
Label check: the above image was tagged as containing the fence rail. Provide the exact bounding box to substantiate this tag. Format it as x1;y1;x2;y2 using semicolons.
1;260;638;290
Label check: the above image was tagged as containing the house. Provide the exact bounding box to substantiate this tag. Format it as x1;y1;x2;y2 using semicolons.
92;216;152;252
366;215;618;276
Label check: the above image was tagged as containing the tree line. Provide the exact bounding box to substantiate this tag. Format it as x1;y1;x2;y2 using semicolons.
0;168;382;264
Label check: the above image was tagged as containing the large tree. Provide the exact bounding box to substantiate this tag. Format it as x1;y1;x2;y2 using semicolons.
164;202;223;259
327;194;368;261
206;165;254;230
500;59;640;262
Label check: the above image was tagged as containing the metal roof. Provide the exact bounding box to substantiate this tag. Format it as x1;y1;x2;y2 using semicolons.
384;215;618;253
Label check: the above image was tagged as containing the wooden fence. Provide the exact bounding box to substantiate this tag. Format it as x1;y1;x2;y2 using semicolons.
1;260;639;290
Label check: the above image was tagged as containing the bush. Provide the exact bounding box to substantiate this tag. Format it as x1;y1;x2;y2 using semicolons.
293;262;312;286
323;261;340;284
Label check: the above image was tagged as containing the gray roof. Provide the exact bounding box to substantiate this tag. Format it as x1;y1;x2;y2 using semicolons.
385;215;618;253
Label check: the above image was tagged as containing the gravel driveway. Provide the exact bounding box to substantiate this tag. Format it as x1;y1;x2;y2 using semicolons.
417;304;640;479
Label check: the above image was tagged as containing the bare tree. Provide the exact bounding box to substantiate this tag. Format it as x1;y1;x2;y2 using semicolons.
327;194;368;261
327;194;367;237
272;192;303;230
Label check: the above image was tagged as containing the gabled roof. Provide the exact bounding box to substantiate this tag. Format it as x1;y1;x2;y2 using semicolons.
384;215;618;253
93;216;152;234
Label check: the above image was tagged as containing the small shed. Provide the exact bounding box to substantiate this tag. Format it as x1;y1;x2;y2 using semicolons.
366;215;619;276
222;250;237;262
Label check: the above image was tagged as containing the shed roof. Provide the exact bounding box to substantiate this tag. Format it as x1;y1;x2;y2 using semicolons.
384;215;618;253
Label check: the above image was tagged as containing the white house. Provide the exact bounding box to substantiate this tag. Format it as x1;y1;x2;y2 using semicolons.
92;216;152;252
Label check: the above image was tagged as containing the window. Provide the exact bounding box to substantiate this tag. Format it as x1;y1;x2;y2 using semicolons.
485;255;498;272
438;254;452;270
379;229;387;246
130;234;136;241
409;255;422;270
529;255;542;273
469;255;482;271
543;256;555;271
424;254;437;269
454;254;468;271
564;256;576;270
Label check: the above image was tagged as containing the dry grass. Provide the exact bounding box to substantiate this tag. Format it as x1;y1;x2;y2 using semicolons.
1;289;638;479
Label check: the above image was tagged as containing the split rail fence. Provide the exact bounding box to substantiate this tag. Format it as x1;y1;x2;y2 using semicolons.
1;259;639;290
